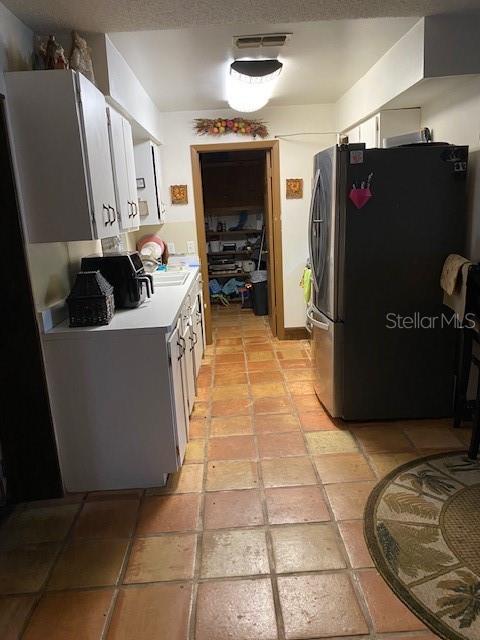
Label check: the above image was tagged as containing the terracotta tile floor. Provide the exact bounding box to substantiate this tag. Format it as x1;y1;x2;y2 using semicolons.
0;306;466;638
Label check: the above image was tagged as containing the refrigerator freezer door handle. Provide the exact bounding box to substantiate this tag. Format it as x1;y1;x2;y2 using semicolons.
306;307;329;330
308;169;322;291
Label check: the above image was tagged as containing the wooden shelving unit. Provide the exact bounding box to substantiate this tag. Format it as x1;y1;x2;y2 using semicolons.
208;270;245;278
206;229;261;238
205;205;261;217
208;251;253;257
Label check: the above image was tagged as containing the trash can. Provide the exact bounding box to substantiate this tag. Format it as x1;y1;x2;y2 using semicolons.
250;270;268;316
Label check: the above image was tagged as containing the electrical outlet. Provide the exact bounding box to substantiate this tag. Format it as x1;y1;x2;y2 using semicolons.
187;240;195;254
167;242;175;254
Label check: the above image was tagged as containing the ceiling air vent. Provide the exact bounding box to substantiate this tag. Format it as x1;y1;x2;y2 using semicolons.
234;33;292;49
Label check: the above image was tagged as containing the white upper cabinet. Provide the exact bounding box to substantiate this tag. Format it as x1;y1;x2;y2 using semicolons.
5;70;118;242
377;108;421;146
134;140;166;226
359;115;379;149
344;108;421;149
107;107;139;231
122;118;140;227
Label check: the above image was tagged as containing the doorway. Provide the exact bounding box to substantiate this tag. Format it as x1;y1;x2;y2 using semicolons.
191;140;284;344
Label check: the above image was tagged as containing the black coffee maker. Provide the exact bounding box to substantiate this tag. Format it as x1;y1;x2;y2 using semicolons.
81;252;154;308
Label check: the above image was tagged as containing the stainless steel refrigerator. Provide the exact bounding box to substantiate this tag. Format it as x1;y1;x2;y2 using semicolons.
307;143;468;420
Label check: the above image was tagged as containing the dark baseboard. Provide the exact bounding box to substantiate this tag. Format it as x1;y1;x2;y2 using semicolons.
282;326;309;340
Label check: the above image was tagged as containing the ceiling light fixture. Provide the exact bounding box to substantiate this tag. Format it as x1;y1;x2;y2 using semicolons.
227;59;283;113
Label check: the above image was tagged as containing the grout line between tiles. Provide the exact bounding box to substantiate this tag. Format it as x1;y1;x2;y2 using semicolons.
17;491;90;639
1;310;465;640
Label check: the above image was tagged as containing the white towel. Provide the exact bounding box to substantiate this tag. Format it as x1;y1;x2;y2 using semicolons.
440;254;470;296
441;254;472;321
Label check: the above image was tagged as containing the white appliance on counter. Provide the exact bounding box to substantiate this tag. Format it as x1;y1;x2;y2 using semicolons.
41;269;205;492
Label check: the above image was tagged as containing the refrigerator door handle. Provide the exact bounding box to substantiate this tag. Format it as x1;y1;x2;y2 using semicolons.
308;170;322;281
306;307;329;330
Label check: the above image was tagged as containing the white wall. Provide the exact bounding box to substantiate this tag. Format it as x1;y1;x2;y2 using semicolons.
0;1;31;94
336;19;425;132
337;13;480;133
89;35;164;144
157;104;336;328
422;76;480;259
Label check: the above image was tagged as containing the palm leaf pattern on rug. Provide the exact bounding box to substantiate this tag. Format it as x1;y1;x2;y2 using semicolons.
436;570;480;628
383;492;439;520
399;470;456;496
377;521;453;578
445;459;480;474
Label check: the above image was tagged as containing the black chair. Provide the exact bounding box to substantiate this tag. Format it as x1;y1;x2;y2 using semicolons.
453;265;480;458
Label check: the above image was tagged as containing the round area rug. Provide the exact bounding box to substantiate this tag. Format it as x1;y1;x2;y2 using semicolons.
364;451;480;640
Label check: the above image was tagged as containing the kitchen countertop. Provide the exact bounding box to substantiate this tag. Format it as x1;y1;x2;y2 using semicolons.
43;266;199;340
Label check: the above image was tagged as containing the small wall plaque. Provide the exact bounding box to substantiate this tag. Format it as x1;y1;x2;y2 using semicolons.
170;184;188;205
286;178;303;199
136;178;145;189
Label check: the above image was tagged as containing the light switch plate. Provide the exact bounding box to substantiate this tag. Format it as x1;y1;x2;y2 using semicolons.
187;240;195;254
167;242;175;254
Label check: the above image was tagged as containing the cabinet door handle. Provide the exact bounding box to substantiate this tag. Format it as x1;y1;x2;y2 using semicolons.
102;204;110;226
109;206;117;225
177;337;186;359
132;202;138;217
127;201;133;218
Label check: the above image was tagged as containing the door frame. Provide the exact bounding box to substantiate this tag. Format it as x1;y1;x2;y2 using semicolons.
190;139;284;344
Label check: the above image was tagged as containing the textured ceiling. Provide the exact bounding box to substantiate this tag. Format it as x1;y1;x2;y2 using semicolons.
4;0;480;32
109;18;419;110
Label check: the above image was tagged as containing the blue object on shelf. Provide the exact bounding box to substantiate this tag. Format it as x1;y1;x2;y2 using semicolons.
229;211;248;231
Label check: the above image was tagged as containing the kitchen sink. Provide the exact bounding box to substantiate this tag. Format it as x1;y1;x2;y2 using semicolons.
153;272;189;287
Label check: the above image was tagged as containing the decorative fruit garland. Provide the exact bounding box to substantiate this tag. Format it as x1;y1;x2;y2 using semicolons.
194;117;269;139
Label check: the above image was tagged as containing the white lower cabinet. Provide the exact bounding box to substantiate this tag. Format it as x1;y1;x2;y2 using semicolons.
193;290;205;376
167;320;188;462
181;299;196;417
42;271;205;492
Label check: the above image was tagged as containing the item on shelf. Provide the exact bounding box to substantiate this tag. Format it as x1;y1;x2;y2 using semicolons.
69;31;95;83
33;36;46;70
67;270;114;327
229;211;248;231
222;242;236;252
242;260;255;273
216;221;223;232
210;263;238;273
40;35;68;70
210;240;221;252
